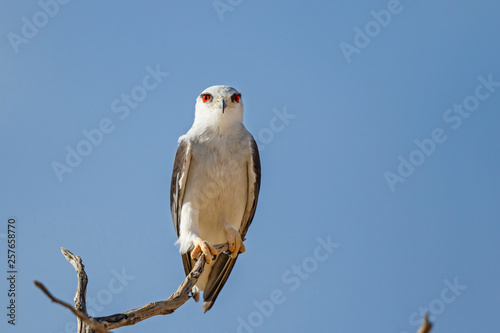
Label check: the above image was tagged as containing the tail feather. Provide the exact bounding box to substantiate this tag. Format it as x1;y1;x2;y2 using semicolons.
202;253;238;312
192;285;200;302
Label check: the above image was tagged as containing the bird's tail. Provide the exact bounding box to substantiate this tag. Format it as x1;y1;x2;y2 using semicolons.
192;285;200;302
202;252;238;312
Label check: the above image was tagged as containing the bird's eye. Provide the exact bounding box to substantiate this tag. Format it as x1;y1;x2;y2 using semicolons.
201;94;212;103
231;94;241;103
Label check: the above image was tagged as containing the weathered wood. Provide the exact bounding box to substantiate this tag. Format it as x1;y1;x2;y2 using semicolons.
416;313;433;333
34;279;108;333
35;244;229;332
60;248;91;333
36;243;433;333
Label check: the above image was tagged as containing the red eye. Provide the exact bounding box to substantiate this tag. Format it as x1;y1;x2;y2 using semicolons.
232;94;241;103
201;94;211;103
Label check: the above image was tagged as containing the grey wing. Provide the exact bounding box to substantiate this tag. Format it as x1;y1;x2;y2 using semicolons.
240;137;261;239
202;136;261;312
170;140;196;292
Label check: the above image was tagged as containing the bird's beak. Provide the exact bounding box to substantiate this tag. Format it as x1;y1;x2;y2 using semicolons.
218;99;227;114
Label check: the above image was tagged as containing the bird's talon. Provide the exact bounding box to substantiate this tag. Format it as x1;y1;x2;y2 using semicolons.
224;226;244;258
191;238;217;264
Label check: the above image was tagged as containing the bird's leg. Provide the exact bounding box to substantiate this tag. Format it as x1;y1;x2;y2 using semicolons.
224;226;245;258
191;237;217;264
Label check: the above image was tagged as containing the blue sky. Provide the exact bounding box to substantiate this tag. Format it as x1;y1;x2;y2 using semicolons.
1;1;499;332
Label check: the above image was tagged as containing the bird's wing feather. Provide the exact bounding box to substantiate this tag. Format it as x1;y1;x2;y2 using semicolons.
170;140;195;278
202;136;261;312
240;136;261;238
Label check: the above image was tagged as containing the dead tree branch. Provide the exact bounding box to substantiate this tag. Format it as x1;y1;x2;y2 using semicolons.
34;244;228;332
417;313;433;333
35;244;433;332
34;280;109;333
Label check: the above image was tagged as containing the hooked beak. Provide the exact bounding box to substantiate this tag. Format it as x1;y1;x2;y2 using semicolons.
218;99;227;114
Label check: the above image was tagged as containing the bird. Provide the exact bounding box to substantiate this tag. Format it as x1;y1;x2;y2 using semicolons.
170;85;261;312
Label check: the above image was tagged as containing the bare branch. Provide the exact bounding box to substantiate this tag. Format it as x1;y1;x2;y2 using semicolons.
96;244;228;330
36;244;229;331
60;248;91;332
33;281;109;333
37;243;432;332
417;313;433;333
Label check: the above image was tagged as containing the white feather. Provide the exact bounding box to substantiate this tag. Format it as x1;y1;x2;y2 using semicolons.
175;85;254;290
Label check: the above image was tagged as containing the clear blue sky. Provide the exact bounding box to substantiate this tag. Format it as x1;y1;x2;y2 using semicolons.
1;1;499;332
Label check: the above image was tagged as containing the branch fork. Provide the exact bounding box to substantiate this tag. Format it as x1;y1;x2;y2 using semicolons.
35;244;228;333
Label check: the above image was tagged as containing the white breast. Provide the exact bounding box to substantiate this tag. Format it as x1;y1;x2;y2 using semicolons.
182;134;249;246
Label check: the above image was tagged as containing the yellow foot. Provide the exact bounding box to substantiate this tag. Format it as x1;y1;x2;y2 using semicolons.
225;226;245;258
191;238;217;264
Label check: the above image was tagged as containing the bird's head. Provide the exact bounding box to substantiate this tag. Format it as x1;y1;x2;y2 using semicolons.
193;85;244;130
